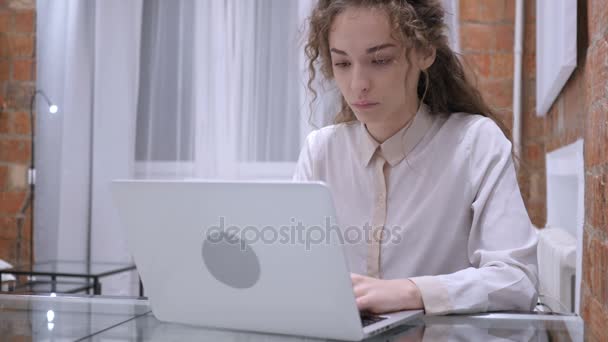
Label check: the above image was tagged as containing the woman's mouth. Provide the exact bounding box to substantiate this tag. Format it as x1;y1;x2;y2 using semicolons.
352;101;379;110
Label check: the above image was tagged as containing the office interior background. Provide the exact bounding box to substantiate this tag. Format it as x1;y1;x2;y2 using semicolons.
0;0;606;340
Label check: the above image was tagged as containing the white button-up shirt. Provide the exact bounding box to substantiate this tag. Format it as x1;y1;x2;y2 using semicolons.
293;104;539;315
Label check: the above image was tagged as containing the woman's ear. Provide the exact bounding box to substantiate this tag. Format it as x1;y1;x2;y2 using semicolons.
417;46;436;71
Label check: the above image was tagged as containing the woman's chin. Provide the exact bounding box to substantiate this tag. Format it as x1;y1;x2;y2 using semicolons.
354;112;386;126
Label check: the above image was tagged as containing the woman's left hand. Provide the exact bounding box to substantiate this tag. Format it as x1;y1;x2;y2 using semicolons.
351;273;424;314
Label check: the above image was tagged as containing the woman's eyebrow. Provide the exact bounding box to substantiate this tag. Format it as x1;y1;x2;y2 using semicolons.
330;43;397;56
366;43;396;54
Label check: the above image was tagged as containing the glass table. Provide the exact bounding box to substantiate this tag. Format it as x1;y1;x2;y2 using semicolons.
0;294;585;341
0;260;142;296
0;294;150;341
1;280;95;295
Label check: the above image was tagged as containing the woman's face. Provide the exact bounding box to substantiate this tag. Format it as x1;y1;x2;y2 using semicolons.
328;7;423;127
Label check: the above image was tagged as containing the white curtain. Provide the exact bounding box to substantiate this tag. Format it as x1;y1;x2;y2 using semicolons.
135;0;335;181
36;0;93;266
135;0;195;178
442;0;460;53
36;0;142;295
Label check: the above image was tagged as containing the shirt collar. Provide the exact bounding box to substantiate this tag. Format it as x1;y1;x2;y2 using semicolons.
358;103;434;167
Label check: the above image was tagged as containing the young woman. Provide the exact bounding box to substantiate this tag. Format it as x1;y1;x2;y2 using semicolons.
294;0;538;315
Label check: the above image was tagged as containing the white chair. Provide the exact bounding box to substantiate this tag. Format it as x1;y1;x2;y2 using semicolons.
536;227;577;313
0;259;16;291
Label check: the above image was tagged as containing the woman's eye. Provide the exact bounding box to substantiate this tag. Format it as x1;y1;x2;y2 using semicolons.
334;62;351;68
373;58;392;65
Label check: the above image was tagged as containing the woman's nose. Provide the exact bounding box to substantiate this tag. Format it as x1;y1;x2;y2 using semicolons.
350;66;371;94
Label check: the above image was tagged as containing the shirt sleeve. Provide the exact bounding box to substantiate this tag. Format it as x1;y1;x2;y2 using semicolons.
292;131;316;182
410;118;539;315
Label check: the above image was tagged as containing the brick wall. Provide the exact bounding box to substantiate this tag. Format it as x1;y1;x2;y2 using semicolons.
459;0;547;226
0;0;35;268
580;0;608;340
460;0;608;340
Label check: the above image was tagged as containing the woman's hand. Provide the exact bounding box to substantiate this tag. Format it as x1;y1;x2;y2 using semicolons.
351;273;424;314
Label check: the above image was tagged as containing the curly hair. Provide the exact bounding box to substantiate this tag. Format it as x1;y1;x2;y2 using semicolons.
304;0;511;139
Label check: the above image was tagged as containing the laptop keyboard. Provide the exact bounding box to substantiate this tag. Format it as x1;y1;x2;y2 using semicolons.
360;313;388;327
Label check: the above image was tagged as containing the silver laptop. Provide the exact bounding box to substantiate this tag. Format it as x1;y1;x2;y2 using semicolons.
110;180;422;341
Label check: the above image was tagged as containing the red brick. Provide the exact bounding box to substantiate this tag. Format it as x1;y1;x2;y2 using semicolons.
589;236;604;301
0;238;16;263
0;191;26;214
11;59;33;81
0;110;9;134
523;52;536;76
7;0;35;10
588;173;608;233
586;173;607;232
600;240;608;306
0;34;9;58
564;128;582;147
548;100;563;136
584;50;595;105
460;0;513;23
0;93;6;113
0;165;6;189
491;53;513;79
524;0;535;24
584;103;608;168
563;72;585;122
522;111;544;139
0;138;31;163
480;78;513;109
459;0;480;22
524;143;542;161
589;0;608;43
7;34;34;57
527;106;542;135
495;24;514;52
582;291;608;342
545;137;559;153
521;79;537;115
14;10;33;33
588;36;608;107
23;205;32;236
503;0;515;23
494;108;513;133
525;183;546;210
461;23;495;52
530;170;546;200
464;53;491;79
523;23;536;54
0;59;8;82
7;164;26;190
529;208;546;228
5;82;34;111
478;0;506;22
11;111;30;135
583;230;592;288
21;206;30;241
0;215;17;240
0;11;10;32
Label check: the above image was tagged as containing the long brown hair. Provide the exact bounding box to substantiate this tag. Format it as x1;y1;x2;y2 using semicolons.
303;0;511;140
